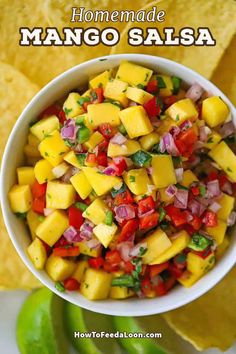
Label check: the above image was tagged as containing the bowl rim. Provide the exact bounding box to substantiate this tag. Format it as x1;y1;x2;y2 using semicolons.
1;53;236;316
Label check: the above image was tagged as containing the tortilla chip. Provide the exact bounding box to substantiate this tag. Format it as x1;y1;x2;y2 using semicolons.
162;266;236;351
0;62;41;289
111;0;236;79
211;34;236;105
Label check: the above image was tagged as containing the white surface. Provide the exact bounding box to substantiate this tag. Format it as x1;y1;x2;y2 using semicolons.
1;54;236;316
0;290;236;354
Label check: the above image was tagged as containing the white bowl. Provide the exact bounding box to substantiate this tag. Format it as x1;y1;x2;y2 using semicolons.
1;54;236;316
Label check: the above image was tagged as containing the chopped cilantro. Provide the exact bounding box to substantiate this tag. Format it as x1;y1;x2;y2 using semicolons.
44;152;49;157
199;185;206;196
131;150;152;167
158;207;166;222
227;167;232;172
99;58;107;61
75;116;85;125
105;211;113;226
111;182;126;197
136;84;145;89
47;193;52;199
76;153;86;166
38;215;45;222
175;183;188;190
15;212;27;219
104;98;122;108
55;282;65;292
188;233;212;251
78;96;90;106
160;220;170;230
77;126;90;144
129;175;136;183
138;247;147;257
171;76;182;94
224;135;235;144
111;275;135;288
207;137;213;144
118;124;127;135
144;73;149;82
91;90;98;101
156;76;166;89
75;202;88;212
176;114;180;122
64;107;72;116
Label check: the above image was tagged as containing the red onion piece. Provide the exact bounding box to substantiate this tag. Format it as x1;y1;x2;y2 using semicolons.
138;209;155;218
43;208;55;216
163;133;180;156
218;121;235;138
199;125;212;142
175;168;184;183
130;242;147;257
80;220;94;240
222;180;233;195
147;167;153;175
61;119;77;140
86;237;101;249
179;120;193;132
110;132;127;145
103;165;117;176
209;202;221;213
185;82;204;102
61;166;80;183
188;199;206;216
174;189;189;209
166;184;177;197
159;137;166;153
227;211;236;226
114;205;136;223
207;180;221;198
169;126;181;138
128;101;138;107
117;241;134;262
63;226;79;243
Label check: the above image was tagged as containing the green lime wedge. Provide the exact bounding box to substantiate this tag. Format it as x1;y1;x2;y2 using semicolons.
112;316;168;354
16;288;69;354
64;302;124;354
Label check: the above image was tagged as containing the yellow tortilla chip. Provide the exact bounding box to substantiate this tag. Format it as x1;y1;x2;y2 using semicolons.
111;0;236;79
0;62;41;289
163;266;236;351
211;34;236;105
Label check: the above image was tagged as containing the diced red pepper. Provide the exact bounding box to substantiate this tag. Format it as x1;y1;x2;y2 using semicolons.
86;153;97;165
207;171;218;182
164;273;176;291
123;260;135;274
105;250;122;266
32;181;47;198
58;110;66;124
138;196;155;215
164;95;177;107
90;87;104;104
193;248;213;259
68;206;84;229
141;278;154;297
40;104;60;119
153;279;167;296
54;236;70;248
97;152;108;167
53;246;80;257
64;278;80;291
202;211;218;227
32;197;45;214
42;240;51;255
188;215;202;231
175;128;198;157
149;262;169;278
183;224;196;236
139;212;159;230
146;79;158;93
191;186;200;196
218;174;229;188
143;97;161;117
117;219;139;242
103;261;119;273
169;264;184;279
113;157;127;176
83;101;91;112
98;123;114;140
173;254;187;269
88;257;104;269
114;190;134;206
165;204;188;227
97;139;109;152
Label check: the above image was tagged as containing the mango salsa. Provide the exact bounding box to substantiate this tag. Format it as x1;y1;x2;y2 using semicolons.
9;60;235;302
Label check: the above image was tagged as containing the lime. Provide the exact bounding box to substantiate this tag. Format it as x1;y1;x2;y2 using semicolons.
16;288;69;354
64;302;124;354
112;316;167;354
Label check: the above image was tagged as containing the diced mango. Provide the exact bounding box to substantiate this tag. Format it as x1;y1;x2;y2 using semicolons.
46;254;76;281
141;228;172;264
30;116;60;141
119;106;153;139
157;75;174;97
89;70;111;89
26;210;42;239
28;133;40;148
27;237;47;270
72;260;89;283
204;130;222;149
217;193;234;221
63;92;84;118
83;131;104;151
70;171;92;200
123;168;151;195
8;185;32;213
177;271;202;287
202;96;229;128
34;159;54;184
75;239;102;257
107;140;141;157
87;103;120;128
139;132;159;151
82;167;121;196
93;223;118;248
205;219;227;245
116;61;153;87
110;286;134;299
216;236;230;260
46;181;75;209
151;155;177;188
80;268;112;300
104;79;129;107
82;198;108;225
209;141;236;182
150;231;190;265
17;167;35;186
39;130;69;167
126;86;153;105
63;151;83;168
187;252;215;276
166;98;198;125
181;170;199;187
36;210;69;246
24;144;41;158
156;117;177;135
